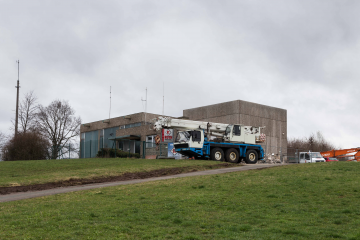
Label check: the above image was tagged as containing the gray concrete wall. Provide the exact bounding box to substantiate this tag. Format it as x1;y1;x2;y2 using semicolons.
183;100;287;156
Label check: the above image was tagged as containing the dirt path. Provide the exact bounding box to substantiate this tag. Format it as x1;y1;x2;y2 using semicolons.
0;163;287;203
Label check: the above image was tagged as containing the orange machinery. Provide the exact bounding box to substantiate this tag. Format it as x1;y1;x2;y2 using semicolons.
321;148;360;162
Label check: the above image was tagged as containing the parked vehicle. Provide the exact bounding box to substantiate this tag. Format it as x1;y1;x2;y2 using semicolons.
299;152;326;163
323;157;338;162
153;117;266;163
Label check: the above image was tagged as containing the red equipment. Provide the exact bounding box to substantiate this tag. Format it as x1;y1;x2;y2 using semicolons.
320;148;360;162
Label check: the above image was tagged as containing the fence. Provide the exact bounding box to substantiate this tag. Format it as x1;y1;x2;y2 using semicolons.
52;144;80;159
261;145;300;164
79;141;301;163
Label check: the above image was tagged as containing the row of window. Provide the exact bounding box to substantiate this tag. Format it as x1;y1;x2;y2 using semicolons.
119;122;142;129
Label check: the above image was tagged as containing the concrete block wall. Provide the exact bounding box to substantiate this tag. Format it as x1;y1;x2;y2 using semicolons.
183;100;287;155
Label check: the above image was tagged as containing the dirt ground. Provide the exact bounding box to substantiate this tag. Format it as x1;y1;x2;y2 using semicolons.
0;163;234;195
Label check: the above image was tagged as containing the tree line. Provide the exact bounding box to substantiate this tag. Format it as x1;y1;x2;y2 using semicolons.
287;131;337;152
0;91;81;161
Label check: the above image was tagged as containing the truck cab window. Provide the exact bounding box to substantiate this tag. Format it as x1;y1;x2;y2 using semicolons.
300;153;304;159
233;125;241;136
191;131;201;142
225;125;232;135
175;131;190;143
305;153;310;160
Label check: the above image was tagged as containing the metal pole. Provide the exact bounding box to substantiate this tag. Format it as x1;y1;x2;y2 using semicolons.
143;141;145;159
69;143;70;159
162;83;164;116
109;86;111;121
15;60;20;136
90;140;92;158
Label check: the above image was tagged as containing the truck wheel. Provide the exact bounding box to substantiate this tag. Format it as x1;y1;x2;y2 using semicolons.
211;148;224;161
226;148;239;163
245;150;258;164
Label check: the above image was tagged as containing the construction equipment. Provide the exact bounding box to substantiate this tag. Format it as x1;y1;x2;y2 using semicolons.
320;148;360;162
153;117;266;164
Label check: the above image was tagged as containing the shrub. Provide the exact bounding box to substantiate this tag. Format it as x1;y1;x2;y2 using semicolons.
96;148;140;158
2;132;50;161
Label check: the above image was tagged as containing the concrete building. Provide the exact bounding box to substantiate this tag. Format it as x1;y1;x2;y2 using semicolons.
80;100;287;159
183;100;287;158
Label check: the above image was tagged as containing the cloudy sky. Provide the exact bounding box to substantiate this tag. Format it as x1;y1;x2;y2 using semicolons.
1;0;359;148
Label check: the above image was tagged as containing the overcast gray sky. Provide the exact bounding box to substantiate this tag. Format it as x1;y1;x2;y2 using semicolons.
1;0;359;148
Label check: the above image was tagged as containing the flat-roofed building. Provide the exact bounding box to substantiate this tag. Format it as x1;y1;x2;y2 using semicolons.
80;100;287;159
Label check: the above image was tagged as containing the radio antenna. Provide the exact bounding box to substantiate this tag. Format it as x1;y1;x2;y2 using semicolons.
109;86;111;121
162;82;164;116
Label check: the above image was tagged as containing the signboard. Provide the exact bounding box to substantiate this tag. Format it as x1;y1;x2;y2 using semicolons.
168;143;181;159
162;129;173;142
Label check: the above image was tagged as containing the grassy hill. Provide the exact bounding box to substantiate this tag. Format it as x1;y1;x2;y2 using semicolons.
0;158;231;187
1;162;360;239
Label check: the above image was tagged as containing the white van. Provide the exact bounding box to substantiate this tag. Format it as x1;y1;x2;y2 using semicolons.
299;152;326;163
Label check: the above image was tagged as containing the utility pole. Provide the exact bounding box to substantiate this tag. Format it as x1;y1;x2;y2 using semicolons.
15;60;20;136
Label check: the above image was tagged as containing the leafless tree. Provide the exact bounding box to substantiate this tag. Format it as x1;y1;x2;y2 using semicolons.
0;132;8;160
36;100;81;159
288;131;336;152
11;91;38;133
19;91;38;133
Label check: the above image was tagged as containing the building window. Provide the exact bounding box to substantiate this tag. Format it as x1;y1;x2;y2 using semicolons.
120;122;142;129
146;135;156;148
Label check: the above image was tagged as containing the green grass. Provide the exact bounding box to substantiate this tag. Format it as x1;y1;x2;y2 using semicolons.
1;162;360;239
0;158;229;187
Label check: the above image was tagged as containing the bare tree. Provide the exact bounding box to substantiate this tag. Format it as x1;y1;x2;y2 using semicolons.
36;100;81;159
0;132;7;159
11;91;38;133
288;131;336;152
19;91;38;133
307;133;316;151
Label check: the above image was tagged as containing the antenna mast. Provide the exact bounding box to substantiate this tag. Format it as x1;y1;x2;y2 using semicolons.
162;82;164;116
109;86;111;121
15;60;20;136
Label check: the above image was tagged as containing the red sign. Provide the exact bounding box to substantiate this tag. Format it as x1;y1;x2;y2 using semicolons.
162;129;173;142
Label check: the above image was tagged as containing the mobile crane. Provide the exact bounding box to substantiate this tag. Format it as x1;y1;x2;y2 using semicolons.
320;148;360;162
153;117;266;164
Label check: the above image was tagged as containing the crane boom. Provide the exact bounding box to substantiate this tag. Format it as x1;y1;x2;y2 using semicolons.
321;148;360;161
153;117;228;132
153;117;265;144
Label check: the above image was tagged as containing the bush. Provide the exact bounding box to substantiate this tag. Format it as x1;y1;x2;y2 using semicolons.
2;132;50;161
96;148;140;158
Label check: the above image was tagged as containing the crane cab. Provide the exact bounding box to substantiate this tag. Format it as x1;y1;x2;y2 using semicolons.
224;125;261;144
174;130;204;149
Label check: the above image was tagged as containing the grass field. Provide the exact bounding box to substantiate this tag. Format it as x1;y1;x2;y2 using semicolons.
0;158;230;187
1;162;360;239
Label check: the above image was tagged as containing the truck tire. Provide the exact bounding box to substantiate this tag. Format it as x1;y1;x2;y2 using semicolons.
245;150;258;164
211;148;224;161
226;148;239;163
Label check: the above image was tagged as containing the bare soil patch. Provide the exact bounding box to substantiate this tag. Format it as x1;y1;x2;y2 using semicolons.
0;163;235;195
